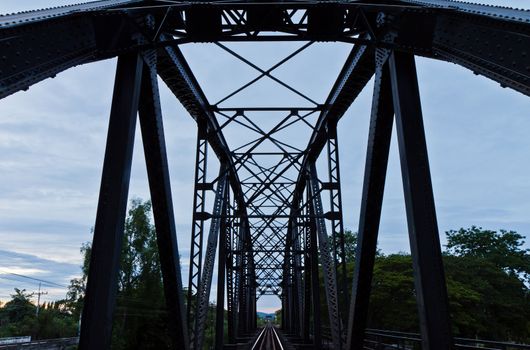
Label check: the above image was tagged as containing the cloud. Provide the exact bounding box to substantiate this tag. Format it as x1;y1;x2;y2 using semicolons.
0;249;79;303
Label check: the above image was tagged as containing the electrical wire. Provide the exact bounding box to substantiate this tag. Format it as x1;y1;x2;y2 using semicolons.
0;269;69;288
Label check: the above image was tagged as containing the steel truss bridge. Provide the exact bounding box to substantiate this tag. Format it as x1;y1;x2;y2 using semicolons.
1;0;529;349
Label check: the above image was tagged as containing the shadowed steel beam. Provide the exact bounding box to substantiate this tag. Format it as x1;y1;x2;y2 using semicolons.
195;170;228;350
300;211;310;342
326;124;348;321
308;164;342;350
290;43;375;218
226;199;238;343
307;186;322;349
187;129;208;340
0;0;142;99
156;41;248;219
305;43;375;164
2;2;529;99
79;53;143;350
347;54;394;350
389;51;453;349
292;217;304;337
215;187;229;349
138;53;189;350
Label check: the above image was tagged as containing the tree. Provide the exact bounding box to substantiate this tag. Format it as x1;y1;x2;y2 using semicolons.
335;230;380;263
444;255;530;341
368;254;418;332
66;241;91;320
446;226;530;284
0;288;78;339
1;289;35;323
444;226;530;341
343;229;357;263
74;199;172;349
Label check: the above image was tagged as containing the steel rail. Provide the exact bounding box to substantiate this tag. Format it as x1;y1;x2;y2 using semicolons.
251;323;285;350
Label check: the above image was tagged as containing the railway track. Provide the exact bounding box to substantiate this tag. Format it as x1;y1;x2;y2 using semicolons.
251;322;284;350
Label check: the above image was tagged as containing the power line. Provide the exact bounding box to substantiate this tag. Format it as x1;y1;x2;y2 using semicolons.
0;275;42;287
0;269;69;288
0;275;66;291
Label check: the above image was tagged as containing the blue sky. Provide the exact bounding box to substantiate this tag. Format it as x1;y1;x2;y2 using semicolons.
1;1;529;314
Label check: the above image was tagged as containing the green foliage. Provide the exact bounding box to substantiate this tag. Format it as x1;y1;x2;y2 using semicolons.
368;254;418;331
0;198;174;345
343;229;357;263
0;291;77;339
444;255;530;341
108;199;171;349
274;309;282;326
446;226;530;284
444;226;530;340
3;212;528;345
65;242;91;321
317;226;530;342
1;289;35;323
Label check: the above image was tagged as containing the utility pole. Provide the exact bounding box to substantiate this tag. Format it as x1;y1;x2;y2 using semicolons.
35;282;48;317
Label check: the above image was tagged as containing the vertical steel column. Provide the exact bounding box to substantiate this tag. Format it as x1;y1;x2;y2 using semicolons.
187;126;209;340
237;221;253;336
245;238;256;332
226;199;238;343
326;122;348;325
251;282;257;329
347;56;394;350
236;223;248;337
138;54;189;350
215;185;230;350
232;222;242;337
300;211;311;343
292;217;304;337
249;230;257;331
307;183;322;349
288;240;295;334
79;53;143;350
389;51;453;349
195;170;228;350
283;225;293;333
308;163;342;350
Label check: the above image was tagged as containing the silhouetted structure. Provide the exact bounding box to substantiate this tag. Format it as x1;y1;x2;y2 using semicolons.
1;1;529;349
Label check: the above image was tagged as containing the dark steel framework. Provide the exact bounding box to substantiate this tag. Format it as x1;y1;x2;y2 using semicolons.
1;1;529;349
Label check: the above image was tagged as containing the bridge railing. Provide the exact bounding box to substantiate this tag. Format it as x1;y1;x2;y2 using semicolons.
0;337;78;350
365;329;530;350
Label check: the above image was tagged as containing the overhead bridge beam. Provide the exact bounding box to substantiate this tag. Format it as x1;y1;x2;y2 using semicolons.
156;41;249;217
0;0;143;99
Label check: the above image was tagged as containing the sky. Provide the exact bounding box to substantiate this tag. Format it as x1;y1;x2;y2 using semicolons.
0;0;529;315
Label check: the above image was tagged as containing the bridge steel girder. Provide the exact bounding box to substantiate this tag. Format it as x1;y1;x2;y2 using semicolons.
290;42;376;217
156;43;249;218
2;1;529;98
187;129;209;341
306;184;323;349
308;164;343;350
79;53;143;350
215;199;228;350
225;199;238;344
325;124;348;323
0;1;143;99
194;169;228;350
389;50;453;349
138;53;190;350
347;53;395;350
